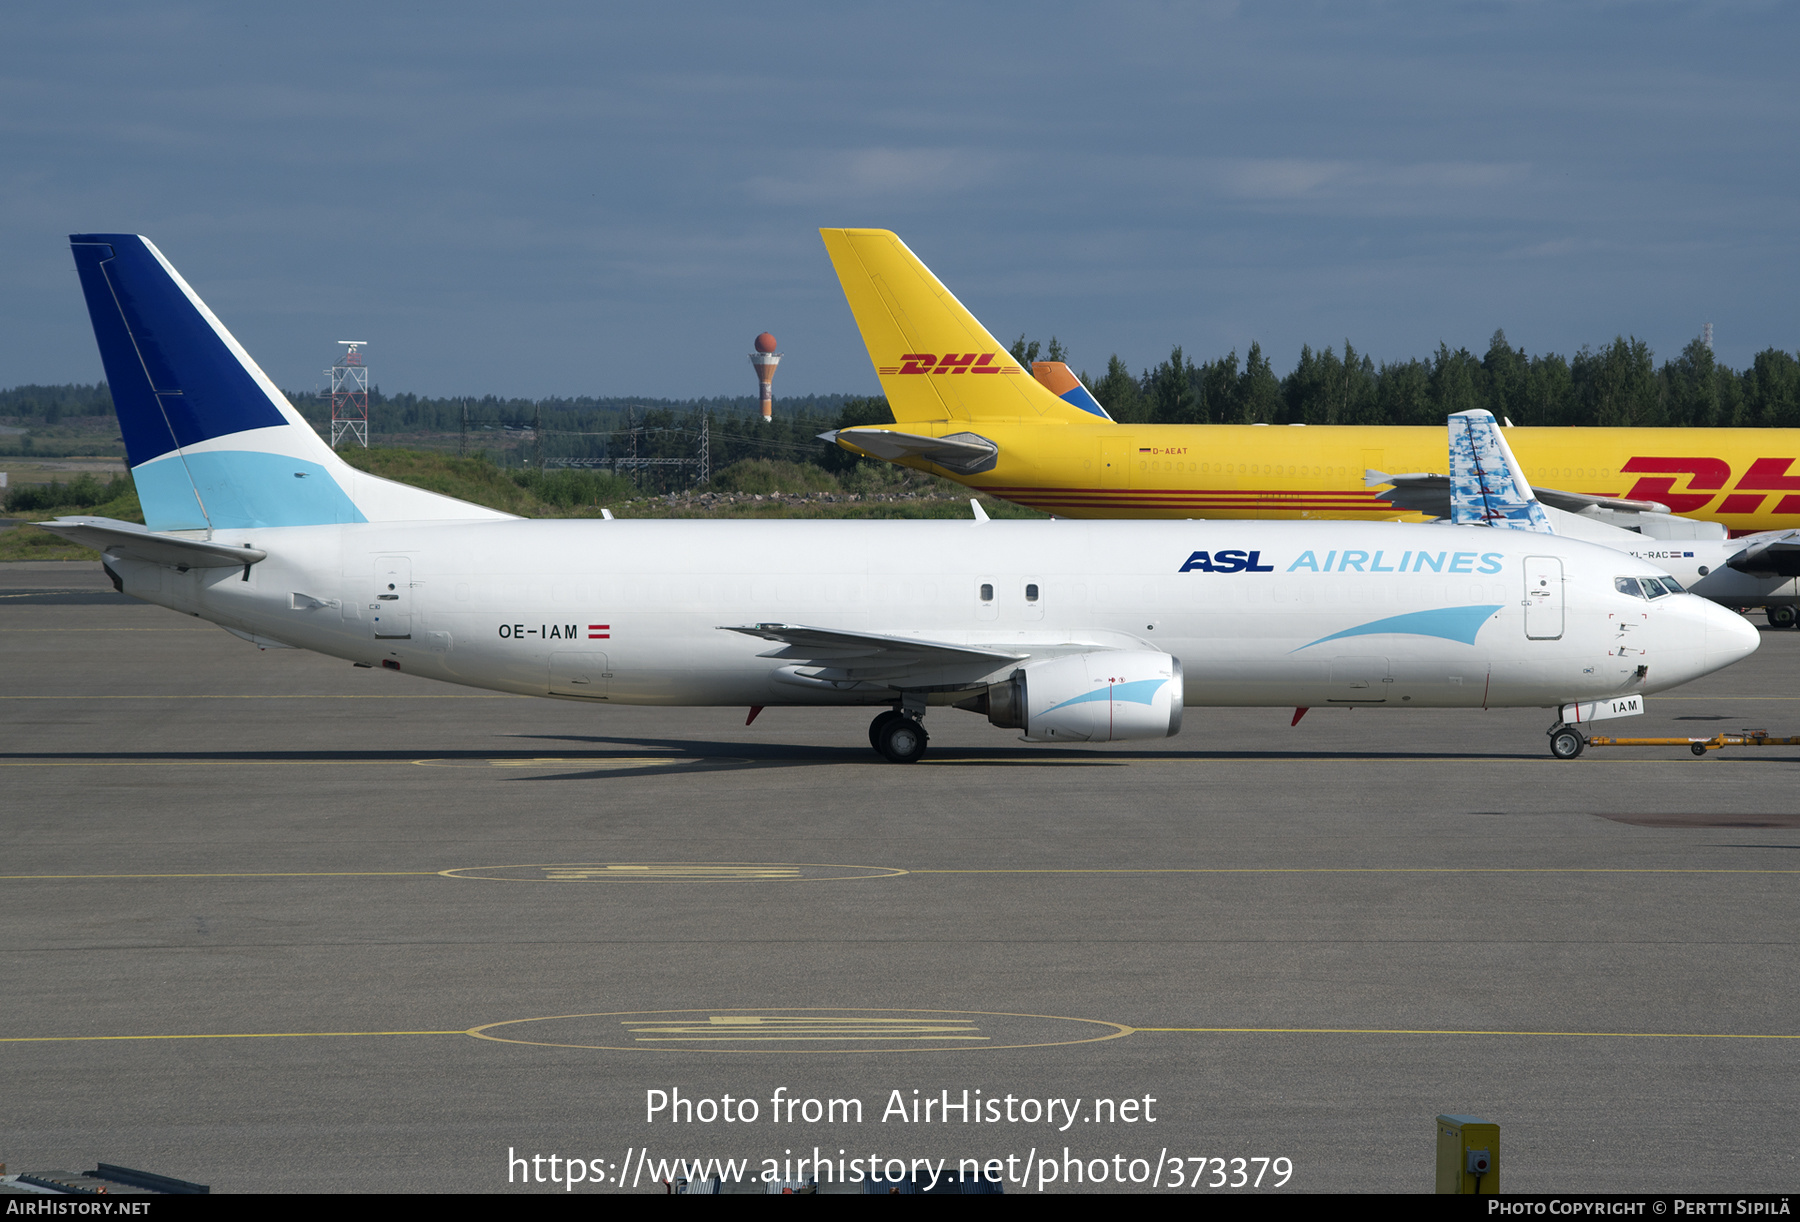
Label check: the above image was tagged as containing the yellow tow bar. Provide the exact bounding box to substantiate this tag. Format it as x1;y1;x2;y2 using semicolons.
1586;729;1800;757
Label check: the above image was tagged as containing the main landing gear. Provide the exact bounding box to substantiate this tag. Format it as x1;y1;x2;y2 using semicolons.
868;709;929;763
1547;722;1586;760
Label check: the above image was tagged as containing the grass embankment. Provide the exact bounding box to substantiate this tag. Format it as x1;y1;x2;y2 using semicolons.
0;473;142;561
0;450;1041;561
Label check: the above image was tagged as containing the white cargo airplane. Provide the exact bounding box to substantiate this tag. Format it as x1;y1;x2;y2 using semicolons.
40;234;1757;762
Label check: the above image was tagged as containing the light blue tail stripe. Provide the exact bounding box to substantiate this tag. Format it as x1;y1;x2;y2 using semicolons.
134;450;367;530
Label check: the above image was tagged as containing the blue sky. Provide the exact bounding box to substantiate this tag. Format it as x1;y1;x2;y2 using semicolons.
2;2;1795;400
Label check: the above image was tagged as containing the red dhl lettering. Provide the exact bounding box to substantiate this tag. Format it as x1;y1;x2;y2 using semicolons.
885;353;1019;376
1731;457;1800;515
1618;456;1800;515
1619;456;1730;512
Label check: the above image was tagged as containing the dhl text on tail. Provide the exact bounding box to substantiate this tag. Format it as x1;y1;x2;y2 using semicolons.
819;228;1800;534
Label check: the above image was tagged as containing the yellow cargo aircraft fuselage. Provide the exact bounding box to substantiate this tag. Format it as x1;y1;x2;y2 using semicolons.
818;227;1800;534
878;417;1800;533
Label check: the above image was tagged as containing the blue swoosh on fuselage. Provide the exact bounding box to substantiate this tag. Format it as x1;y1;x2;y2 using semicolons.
1292;604;1503;653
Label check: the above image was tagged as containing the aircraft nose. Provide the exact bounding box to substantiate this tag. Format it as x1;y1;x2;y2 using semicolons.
1701;599;1760;673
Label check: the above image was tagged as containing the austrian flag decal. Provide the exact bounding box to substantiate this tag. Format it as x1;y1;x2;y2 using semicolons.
588;624;610;639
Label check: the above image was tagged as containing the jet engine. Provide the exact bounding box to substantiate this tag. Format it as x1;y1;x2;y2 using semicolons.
960;650;1184;742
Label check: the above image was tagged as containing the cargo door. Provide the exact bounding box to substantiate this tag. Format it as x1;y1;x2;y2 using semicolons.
372;556;412;639
1524;556;1564;640
550;651;611;698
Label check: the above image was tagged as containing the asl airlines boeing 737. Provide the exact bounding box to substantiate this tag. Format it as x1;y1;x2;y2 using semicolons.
819;228;1800;535
39;234;1757;762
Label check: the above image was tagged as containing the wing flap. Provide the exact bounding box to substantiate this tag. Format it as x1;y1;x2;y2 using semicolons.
725;623;1021;665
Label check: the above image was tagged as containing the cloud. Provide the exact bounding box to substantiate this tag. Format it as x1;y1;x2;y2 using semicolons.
1216;158;1530;202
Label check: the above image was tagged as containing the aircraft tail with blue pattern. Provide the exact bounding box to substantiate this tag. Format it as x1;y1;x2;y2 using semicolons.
1447;409;1553;533
69;234;510;533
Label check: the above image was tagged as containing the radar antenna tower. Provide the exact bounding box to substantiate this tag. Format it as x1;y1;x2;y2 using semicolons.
326;341;369;449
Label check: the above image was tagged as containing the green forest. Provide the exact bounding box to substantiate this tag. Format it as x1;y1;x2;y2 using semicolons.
1057;331;1800;430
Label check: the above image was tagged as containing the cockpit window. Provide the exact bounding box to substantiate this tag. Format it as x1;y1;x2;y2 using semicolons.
1641;577;1673;599
1660;576;1685;593
1614;577;1644;598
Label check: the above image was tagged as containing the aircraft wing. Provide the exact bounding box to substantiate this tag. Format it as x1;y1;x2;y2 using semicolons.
821;428;999;475
35;516;267;569
1727;532;1800;578
1530;488;1672;515
720;622;1029;680
1368;473;1672;520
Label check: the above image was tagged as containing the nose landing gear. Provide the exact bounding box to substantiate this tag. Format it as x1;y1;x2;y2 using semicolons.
1548;723;1586;760
868;709;929;763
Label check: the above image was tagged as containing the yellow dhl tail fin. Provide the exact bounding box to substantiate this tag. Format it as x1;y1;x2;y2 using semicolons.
819;228;1098;426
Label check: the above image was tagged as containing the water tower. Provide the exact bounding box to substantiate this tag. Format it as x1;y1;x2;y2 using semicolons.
750;332;779;424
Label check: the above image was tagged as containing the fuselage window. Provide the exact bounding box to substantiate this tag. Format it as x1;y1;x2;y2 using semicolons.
1025;584;1039;602
980;583;994;601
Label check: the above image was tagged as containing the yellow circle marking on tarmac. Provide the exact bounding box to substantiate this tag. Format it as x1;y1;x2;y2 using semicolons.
440;862;908;882
6;1020;1799;1046
465;1008;1132;1054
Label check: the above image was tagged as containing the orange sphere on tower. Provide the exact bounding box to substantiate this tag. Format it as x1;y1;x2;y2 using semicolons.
749;333;781;423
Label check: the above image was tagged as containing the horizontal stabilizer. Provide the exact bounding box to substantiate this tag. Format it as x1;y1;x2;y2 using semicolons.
36;516;267;568
822;428;999;475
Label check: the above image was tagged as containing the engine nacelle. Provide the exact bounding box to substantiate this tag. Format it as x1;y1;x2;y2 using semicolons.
968;650;1184;743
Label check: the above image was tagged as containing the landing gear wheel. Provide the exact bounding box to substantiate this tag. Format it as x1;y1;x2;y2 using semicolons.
1769;606;1798;629
1549;726;1586;760
875;714;929;763
868;709;901;752
1691;742;1709;756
